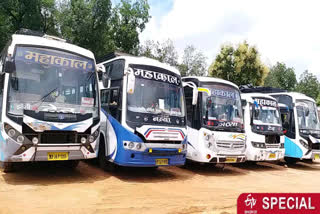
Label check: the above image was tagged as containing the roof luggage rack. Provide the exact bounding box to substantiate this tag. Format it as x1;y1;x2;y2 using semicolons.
239;84;287;93
15;28;66;42
97;51;134;63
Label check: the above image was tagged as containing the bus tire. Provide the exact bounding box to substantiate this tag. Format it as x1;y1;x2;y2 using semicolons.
98;139;117;172
2;162;15;173
284;157;298;165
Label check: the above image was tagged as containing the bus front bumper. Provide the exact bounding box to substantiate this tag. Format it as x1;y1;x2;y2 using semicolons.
113;148;187;167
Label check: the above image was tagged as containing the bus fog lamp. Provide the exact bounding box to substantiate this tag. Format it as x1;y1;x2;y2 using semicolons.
8;129;16;138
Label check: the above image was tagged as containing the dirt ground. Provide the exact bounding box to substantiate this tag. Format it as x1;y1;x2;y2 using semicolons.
1;160;320;214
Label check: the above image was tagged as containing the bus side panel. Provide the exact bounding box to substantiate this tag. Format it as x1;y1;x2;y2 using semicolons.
284;136;303;158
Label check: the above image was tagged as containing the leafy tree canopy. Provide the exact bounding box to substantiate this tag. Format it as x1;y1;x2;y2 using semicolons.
209;41;269;86
264;62;297;91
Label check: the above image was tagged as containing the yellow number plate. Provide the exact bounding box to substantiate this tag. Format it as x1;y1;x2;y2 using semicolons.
225;157;237;163
269;153;276;159
47;152;69;161
314;154;320;160
156;159;168;166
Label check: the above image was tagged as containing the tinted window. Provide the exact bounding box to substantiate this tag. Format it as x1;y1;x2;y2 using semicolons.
184;86;193;126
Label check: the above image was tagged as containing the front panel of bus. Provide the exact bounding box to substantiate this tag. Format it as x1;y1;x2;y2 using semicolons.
101;61;187;167
0;45;100;163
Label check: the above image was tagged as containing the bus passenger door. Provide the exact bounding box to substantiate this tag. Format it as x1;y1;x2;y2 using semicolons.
101;87;121;121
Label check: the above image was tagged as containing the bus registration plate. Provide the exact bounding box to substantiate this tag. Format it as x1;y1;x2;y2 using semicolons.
269;153;276;159
47;152;69;161
314;154;320;160
156;159;168;166
225;157;237;163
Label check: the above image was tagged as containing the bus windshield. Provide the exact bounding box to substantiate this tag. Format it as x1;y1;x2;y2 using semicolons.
202;84;243;131
296;99;320;132
8;46;98;117
127;77;185;117
252;99;281;126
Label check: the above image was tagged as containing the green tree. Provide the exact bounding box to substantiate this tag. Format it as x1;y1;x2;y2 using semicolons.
264;62;297;91
295;70;320;100
178;45;207;77
0;0;57;49
209;41;268;86
139;39;179;66
58;0;150;59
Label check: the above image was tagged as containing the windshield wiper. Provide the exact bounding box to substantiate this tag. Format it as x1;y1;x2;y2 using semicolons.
33;87;59;110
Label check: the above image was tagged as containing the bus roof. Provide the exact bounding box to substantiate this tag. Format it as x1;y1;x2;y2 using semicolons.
182;76;239;89
98;55;181;76
269;92;315;103
9;34;95;59
241;93;277;102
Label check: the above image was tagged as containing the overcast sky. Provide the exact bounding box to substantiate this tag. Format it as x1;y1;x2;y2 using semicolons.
140;0;320;79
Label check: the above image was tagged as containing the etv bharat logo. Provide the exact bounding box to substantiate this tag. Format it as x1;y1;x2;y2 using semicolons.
245;194;257;209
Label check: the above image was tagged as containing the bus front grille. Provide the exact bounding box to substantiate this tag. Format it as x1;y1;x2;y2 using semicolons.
216;141;245;150
40;131;77;144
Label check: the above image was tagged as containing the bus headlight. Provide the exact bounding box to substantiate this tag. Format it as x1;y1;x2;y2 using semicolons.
88;135;95;143
32;137;39;145
252;141;266;148
128;142;135;149
17;135;25;143
300;139;309;149
206;142;212;148
81;137;87;144
123;141;145;151
136;143;142;150
8;129;16;138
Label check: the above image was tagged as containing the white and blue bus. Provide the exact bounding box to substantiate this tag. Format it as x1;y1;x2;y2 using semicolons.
269;92;320;163
0;29;101;172
97;53;187;170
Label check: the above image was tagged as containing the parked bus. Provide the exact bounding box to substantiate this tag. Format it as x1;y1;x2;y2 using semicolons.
97;53;187;170
0;29;101;172
269;92;320;163
182;77;246;164
240;92;285;162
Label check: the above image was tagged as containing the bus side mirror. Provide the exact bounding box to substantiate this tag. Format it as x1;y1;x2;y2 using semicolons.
254;109;260;118
192;87;198;105
4;60;15;73
127;68;135;94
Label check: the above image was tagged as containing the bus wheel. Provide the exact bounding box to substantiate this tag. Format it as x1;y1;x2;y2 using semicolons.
63;160;80;169
2;162;15;173
284;157;298;165
98;141;117;172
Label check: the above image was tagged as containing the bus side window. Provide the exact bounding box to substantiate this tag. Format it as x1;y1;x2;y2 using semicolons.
101;88;120;120
0;74;4;120
101;89;110;113
110;60;124;80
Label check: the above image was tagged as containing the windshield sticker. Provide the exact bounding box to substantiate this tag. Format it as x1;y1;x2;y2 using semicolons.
133;68;180;86
159;99;165;110
153;116;171;123
254;98;277;107
16;47;94;72
218;121;239;127
211;88;236;99
81;97;94;106
198;88;211;95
